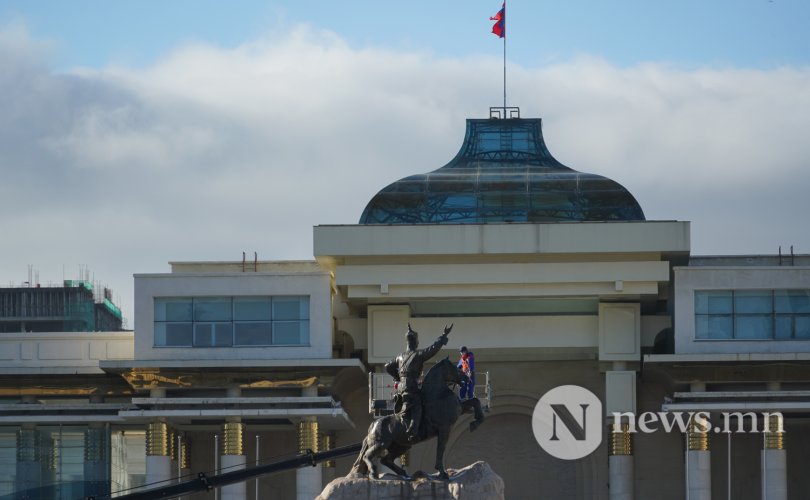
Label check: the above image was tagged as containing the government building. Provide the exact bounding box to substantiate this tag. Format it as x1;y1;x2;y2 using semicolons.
0;109;808;500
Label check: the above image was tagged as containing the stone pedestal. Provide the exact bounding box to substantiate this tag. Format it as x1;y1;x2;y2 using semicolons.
317;461;504;500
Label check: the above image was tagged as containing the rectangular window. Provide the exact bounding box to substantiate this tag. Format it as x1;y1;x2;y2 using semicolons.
154;322;193;347
234;297;272;321
154;298;192;322
193;323;233;347
234;322;272;345
154;296;309;347
695;289;810;340
194;298;232;322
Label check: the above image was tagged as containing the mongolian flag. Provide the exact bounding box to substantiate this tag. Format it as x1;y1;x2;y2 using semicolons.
490;2;505;38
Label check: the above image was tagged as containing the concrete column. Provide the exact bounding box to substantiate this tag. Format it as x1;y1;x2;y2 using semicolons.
84;424;110;498
609;422;633;500
179;435;191;482
297;416;321;500
762;414;787;500
320;433;337;484
16;424;42;494
221;421;246;500
686;418;711;500
145;421;172;488
169;427;178;482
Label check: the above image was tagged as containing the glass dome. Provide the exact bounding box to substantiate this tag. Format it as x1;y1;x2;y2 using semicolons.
359;118;645;224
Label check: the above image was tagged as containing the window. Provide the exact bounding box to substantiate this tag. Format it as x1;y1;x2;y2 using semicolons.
154;296;309;347
695;290;810;340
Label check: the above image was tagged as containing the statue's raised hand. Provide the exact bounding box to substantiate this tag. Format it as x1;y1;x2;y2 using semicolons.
443;324;453;335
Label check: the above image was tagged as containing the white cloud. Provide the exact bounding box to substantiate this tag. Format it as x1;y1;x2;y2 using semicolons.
1;23;809;324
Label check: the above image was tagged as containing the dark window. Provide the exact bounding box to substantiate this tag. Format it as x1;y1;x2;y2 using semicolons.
695;290;810;340
154;296;309;347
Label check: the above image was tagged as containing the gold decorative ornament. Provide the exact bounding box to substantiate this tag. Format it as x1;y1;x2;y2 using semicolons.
223;422;245;456
609;423;632;456
298;421;319;454
146;422;169;456
687;418;709;451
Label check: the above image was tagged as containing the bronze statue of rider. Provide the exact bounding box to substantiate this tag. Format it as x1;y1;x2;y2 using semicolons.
385;323;453;442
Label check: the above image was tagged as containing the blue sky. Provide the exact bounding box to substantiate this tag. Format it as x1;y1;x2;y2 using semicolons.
1;1;809;325
3;1;808;70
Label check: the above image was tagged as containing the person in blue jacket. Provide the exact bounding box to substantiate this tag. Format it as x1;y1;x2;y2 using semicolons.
457;345;475;399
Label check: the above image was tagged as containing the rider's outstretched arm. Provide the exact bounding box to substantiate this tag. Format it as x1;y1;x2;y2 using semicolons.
419;333;449;360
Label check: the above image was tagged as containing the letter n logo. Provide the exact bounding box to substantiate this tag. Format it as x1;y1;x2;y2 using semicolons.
532;385;602;460
550;404;589;441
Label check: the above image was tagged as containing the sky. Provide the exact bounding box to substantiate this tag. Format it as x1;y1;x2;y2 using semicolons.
1;1;809;327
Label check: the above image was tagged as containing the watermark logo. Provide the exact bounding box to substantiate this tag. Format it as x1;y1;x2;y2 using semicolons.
532;385;602;460
532;384;785;461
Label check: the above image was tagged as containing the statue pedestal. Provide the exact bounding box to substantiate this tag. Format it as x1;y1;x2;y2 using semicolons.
317;461;504;500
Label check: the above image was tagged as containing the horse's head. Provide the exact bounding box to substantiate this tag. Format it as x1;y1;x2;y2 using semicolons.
424;357;467;389
434;357;468;386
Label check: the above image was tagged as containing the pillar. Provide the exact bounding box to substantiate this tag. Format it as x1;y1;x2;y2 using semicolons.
320;434;335;468
221;421;246;500
169;427;178;482
297;417;321;500
178;436;191;482
762;413;787;500
16;424;42;494
145;421;172;488
609;422;633;500
606;361;636;500
686;417;711;500
84;424;110;498
46;432;58;487
320;433;336;483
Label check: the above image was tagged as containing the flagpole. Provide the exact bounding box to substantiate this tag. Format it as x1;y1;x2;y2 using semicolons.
503;1;506;112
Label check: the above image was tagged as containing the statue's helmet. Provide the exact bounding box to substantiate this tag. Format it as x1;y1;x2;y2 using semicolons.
406;324;418;341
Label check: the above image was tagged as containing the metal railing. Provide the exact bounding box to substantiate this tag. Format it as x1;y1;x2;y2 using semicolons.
369;371;492;417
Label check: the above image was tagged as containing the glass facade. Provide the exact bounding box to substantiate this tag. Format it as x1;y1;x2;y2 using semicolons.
0;426;122;500
695;289;810;340
154;296;310;347
359;119;645;224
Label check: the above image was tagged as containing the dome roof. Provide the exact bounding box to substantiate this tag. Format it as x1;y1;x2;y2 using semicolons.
359;118;645;224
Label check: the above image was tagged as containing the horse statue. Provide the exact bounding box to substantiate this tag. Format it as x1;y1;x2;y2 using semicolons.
351;357;485;480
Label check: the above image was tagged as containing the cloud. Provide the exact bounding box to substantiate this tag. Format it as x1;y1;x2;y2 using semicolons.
1;23;809;324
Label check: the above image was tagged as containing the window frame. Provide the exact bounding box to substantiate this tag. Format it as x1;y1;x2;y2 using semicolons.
695;289;810;341
153;296;310;348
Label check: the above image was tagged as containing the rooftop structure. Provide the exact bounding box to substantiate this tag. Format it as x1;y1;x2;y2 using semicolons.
360;115;645;224
0;280;124;333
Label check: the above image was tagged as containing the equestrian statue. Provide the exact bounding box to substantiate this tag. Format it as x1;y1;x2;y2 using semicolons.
351;324;485;480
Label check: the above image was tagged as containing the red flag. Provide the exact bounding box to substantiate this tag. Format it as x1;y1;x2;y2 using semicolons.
490;2;505;38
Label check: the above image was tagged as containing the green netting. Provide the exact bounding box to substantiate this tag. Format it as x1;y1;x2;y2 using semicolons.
63;280;94;292
103;299;122;319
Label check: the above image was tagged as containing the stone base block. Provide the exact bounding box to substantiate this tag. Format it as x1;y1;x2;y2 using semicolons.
317;461;504;500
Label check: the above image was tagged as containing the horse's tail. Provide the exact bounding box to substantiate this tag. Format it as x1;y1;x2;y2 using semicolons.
351;436;370;473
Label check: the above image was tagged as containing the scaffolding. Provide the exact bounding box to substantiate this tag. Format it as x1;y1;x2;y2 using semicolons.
0;279;123;333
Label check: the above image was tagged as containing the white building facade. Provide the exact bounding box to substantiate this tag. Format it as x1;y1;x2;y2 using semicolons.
0;113;808;499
